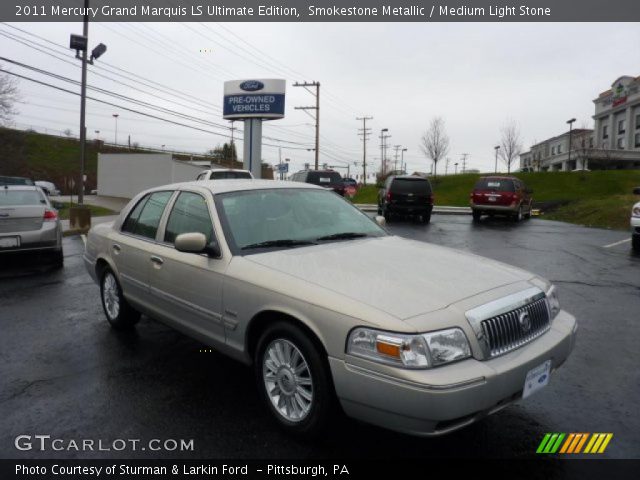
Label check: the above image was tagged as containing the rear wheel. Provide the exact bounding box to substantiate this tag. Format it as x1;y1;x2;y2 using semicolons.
255;322;334;438
50;249;64;269
513;205;523;222
632;234;640;253
420;213;431;224
524;202;532;219
472;210;482;222
100;268;140;329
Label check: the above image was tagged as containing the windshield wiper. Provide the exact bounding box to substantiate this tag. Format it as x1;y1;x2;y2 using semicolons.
316;232;369;241
241;239;317;250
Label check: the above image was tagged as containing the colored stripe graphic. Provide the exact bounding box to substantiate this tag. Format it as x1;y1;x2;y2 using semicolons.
537;433;613;454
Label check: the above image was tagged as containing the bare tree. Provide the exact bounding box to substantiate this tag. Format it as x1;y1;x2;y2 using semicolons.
0;67;19;125
498;119;523;173
420;117;450;178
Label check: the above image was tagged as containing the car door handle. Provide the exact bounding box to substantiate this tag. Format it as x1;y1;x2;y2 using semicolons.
112;244;121;253
150;255;164;266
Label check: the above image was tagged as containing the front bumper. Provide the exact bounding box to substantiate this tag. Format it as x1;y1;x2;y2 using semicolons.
631;216;640;235
330;310;577;436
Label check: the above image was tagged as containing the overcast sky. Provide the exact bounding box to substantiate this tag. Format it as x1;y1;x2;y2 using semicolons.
2;21;640;176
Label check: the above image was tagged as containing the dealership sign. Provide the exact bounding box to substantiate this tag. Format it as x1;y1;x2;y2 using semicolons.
223;79;286;120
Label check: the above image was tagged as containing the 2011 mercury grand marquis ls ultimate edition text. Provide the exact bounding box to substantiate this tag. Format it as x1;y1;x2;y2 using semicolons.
83;180;577;437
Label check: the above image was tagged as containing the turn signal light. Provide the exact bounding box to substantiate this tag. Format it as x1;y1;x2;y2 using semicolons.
376;339;402;358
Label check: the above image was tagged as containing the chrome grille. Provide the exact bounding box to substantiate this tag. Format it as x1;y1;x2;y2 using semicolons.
481;297;550;358
0;217;43;233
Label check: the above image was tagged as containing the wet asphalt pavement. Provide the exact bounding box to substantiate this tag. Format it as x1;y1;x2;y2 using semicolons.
1;215;639;460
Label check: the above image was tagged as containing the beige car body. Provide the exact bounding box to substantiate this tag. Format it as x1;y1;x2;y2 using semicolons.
83;180;577;436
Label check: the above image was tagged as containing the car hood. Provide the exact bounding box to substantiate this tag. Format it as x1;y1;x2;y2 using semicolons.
244;236;535;320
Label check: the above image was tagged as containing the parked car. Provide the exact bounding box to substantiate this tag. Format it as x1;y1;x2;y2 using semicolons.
0;185;63;267
343;177;358;188
632;186;640;252
196;169;253;180
470;176;533;222
35;180;61;196
84;180;576;437
290;170;346;196
378;175;434;224
0;175;35;186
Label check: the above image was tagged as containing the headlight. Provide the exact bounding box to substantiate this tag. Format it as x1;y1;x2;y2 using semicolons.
346;327;471;369
632;206;640;218
546;285;561;320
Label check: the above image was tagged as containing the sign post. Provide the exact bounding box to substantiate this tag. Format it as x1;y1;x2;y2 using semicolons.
223;79;286;179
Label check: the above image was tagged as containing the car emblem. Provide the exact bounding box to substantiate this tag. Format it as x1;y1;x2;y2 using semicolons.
239;80;264;92
518;311;531;333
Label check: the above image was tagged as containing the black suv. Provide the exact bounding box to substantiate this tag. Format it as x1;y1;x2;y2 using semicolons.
290;170;346;196
378;175;434;224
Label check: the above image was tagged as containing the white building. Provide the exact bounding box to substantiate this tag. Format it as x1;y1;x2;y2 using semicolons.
97;153;212;199
520;75;640;171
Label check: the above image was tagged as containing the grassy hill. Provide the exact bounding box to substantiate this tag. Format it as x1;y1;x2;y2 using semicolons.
352;171;640;230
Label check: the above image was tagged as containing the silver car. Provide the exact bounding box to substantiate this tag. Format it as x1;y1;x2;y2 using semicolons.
83;180;577;437
0;185;63;267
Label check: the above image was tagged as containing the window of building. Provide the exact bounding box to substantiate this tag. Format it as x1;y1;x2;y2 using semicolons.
603;125;608;139
636;114;640;130
635;133;640;148
617;137;625;150
618;119;626;134
589;137;594;148
551;146;556;155
557;144;562;153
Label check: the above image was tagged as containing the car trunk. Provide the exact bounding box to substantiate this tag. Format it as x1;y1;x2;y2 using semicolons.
0;205;45;233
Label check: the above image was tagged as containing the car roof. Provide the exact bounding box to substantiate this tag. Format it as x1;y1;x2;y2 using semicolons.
1;185;41;191
479;176;517;180
392;175;429;180
202;168;251;173
148;179;325;195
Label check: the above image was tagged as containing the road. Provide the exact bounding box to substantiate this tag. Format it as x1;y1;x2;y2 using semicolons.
1;216;638;459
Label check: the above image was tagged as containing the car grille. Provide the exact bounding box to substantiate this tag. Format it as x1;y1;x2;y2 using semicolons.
481;297;550;357
0;218;43;233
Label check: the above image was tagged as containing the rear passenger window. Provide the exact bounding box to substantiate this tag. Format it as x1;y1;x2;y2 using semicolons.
164;192;214;244
121;196;148;234
127;191;173;239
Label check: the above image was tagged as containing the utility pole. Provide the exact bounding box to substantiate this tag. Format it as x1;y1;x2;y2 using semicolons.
393;145;401;173
356;116;372;185
445;157;450;175
379;128;390;175
293;81;320;169
401;148;407;174
494;145;500;173
112;113;119;145
230;120;236;145
461;153;469;174
77;0;89;205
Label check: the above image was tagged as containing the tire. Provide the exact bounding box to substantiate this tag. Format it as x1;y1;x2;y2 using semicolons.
51;249;64;269
421;213;431;225
472;210;482;222
524;202;532;219
632;234;640;253
255;321;335;438
513;205;523;222
383;210;391;223
100;268;140;329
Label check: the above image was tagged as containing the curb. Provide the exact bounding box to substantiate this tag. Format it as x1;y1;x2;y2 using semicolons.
355;204;471;215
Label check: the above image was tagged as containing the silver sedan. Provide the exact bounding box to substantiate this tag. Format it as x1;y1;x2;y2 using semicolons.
0;185;63;267
83;180;577;437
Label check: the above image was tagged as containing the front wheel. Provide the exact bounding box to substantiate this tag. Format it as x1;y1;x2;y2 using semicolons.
255;322;334;438
632;234;640;253
100;269;140;329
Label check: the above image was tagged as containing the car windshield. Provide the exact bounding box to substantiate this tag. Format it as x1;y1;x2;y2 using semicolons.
216;188;386;252
0;189;46;206
391;178;432;194
210;171;252;180
0;176;34;186
474;178;515;192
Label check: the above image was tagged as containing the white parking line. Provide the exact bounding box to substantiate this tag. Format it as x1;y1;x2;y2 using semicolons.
81;234;87;247
602;238;631;248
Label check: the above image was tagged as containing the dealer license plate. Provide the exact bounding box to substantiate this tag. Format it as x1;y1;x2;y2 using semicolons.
0;236;20;249
523;360;551;399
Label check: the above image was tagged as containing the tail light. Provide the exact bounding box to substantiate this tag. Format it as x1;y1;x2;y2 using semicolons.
43;209;58;221
386;191;392;201
429;194;434;203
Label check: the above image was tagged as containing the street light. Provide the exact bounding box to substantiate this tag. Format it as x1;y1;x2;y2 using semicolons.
494;145;500;173
454;162;459;175
566;118;576;168
94;130;100;140
112;114;119;145
380;128;389;175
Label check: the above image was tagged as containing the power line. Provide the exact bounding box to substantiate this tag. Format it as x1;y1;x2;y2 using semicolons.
293;81;320;170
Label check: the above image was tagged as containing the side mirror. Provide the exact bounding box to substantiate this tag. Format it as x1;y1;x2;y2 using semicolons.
175;232;221;257
52;201;65;209
633;187;640;195
374;215;386;227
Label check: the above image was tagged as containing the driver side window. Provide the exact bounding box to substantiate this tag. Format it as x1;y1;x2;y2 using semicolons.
164;191;214;244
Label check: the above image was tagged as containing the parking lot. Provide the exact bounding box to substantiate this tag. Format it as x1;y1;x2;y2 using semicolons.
1;215;639;459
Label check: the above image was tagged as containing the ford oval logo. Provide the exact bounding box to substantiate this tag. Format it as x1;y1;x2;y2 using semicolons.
518;311;531;333
240;80;264;92
538;374;548;384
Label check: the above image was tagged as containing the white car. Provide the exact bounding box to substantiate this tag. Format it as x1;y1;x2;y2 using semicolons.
35;181;61;196
632;186;640;252
196;169;253;181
